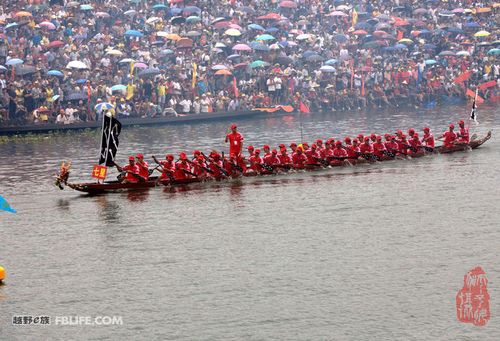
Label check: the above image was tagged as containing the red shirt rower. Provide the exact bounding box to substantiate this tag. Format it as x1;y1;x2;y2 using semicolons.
116;156;142;183
225;124;244;157
159;154;176;180
441;124;458;148
278;147;292;165
305;144;320;165
372;136;387;158
349;139;361;158
359;137;374;154
457;120;469;143
421;127;435;148
408;133;422;154
385;135;399;153
398;135;409;154
248;149;264;172
292;147;307;168
174;152;192;180
208;151;225;177
136;154;149;180
264;149;280;166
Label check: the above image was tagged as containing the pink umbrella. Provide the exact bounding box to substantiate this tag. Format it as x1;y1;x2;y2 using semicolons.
279;1;298;8
452;8;465;13
373;30;389;38
134;62;148;69
229;24;243;30
232;43;252;51
213;21;231;29
327;11;348;17
39;21;56;30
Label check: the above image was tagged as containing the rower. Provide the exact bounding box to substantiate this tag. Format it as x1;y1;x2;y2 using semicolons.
408;128;416;141
385;135;399;154
357;134;364;144
136;154;149;180
422;127;435;148
115;156;142;183
159;154;176;181
331;140;348;165
289;142;298;156
278;146;292;165
247;145;255;158
316;139;324;155
192;155;209;178
373;135;387;158
174;152;192;180
398;134;409;154
370;133;377;143
249;148;264;172
440;124;458;148
350;139;361;158
305;143;320;165
207;150;225;178
262;144;271;159
457;120;469;143
408;133;422;155
264;149;280;166
321;140;333;158
359;136;374;154
292;146;307;168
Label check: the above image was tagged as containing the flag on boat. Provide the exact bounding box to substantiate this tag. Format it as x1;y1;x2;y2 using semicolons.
299;101;310;113
99;114;122;166
469;89;478;124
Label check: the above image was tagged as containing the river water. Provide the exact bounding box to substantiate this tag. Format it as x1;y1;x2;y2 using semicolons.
1;104;499;340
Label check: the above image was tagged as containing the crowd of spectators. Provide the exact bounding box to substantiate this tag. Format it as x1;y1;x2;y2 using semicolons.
0;0;498;125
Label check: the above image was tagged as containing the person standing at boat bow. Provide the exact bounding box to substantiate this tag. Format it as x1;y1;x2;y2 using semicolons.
225;124;246;171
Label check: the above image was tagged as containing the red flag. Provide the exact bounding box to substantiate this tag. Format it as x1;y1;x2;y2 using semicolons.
232;77;239;97
466;88;484;105
477;80;497;90
453;71;472;84
299;101;310;113
396;30;404;40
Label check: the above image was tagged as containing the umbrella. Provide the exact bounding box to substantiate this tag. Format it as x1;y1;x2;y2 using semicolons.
474;31;490;37
76;79;87;85
177;38;193;48
186;31;201;37
106;50;123;56
0;66;7;72
275;56;294;65
124;10;137;16
425;59;437;65
119;58;135;63
213;21;231;29
14;11;32;17
51;95;60;101
464;22;480;28
5;23;19;30
438;51;456;56
214;42;227;48
487;48;500;55
66;60;88;69
183;6;201;15
456;51;470;56
452;8;465;13
80;4;93;10
160;49;174;56
95;102;115;111
255;34;275;41
152;4;169;10
212;64;229;70
398;38;413;44
324;59;338;66
124;30;144;38
47;69;64;77
225;28;242;36
134;62;148;69
423;43;437;50
146;17;161;25
66;1;79;7
250;60;269;68
111;85;127;91
39;21;56;30
138;68;161;78
232;43;252;51
95;12;110;18
47;40;65;48
170;16;186;25
250;42;270;52
327;11;348;17
227;54;240;60
279;1;298;8
186;16;201;24
15;65;37;76
413;8;428;15
353;30;368;35
306;54;325;62
248;23;265;30
296;33;312;40
355;22;371;30
238;6;255;14
212;17;229;25
319;65;336;72
215;69;232;75
334;34;348;43
65;92;87;101
269;43;280;50
265;27;279;33
6;58;24;66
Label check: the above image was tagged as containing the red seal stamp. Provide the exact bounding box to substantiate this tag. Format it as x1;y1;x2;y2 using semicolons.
456;266;490;326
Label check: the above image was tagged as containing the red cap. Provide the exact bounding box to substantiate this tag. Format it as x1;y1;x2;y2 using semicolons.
391;135;396;140
316;139;323;144
302;142;309;147
280;147;286;152
459;120;464;125
128;156;135;161
413;133;419;138
401;134;407;139
247;145;254;150
344;136;351;142
179;152;187;160
327;138;334;144
166;154;174;160
376;135;382;140
279;144;285;148
370;133;377;139
230;124;237;129
255;148;261;154
396;130;403;135
193;150;201;155
353;139;359;144
364;136;370;142
290;142;297;147
197;155;204;161
423;127;430;132
263;144;270;149
136;153;144;159
408;128;415;133
449;124;455;129
357;134;364;139
335;140;342;146
311;143;317;149
272;149;277;154
296;146;303;152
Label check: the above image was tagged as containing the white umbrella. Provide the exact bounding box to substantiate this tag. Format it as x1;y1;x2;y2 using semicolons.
106;50;123;56
319;65;336;72
66;60;89;69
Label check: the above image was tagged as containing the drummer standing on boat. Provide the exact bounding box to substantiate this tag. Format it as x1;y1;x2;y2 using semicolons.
225;124;246;170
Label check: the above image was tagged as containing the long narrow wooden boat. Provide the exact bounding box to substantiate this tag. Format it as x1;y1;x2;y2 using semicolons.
63;131;491;195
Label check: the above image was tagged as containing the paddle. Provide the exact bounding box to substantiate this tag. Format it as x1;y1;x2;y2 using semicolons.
313;156;330;167
186;159;214;174
259;163;275;172
113;161;146;182
201;152;229;177
152;156;176;182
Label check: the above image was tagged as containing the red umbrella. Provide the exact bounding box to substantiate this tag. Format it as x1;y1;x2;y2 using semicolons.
176;38;193;48
257;13;282;20
352;29;368;35
47;40;65;48
279;1;298;8
213;21;231;29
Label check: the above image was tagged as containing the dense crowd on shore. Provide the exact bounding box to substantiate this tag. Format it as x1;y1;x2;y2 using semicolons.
0;0;498;125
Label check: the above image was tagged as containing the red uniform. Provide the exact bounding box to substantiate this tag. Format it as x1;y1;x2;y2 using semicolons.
305;149;320;165
292;152;307;168
278;152;292;165
458;127;469;143
408;138;422;154
397;139;408;154
372;141;387;158
422;133;435;147
225;131;244;157
136;160;149;180
174;161;192;180
249;154;263;172
346;145;359;158
209;159;224;177
192;159;208;178
359;142;374;154
159;160;175;180
442;131;457;148
122;164;141;183
263;154;280;165
384;140;399;152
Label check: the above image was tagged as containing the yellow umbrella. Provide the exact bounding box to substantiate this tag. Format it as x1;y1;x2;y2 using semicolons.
14;11;32;17
161;33;181;41
474;30;490;37
224;28;242;37
398;38;413;44
476;7;491;13
106;50;123;56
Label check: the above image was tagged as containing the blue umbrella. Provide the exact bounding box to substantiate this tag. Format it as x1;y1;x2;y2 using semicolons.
0;65;7;71
425;59;437;65
265;27;279;33
464;22;480;28
324;59;338;66
47;69;64;77
394;43;408;50
255;34;275;41
423;43;437;49
111;84;127;91
447;27;464;34
186;16;201;24
5;23;18;30
487;48;500;55
76;79;87;84
183;6;201;14
170;8;182;15
95;102;114;111
227;54;240;60
419;29;432;35
160;49;174;56
5;58;23;66
335;34;348;43
124;30;144;38
152;4;169;10
250;41;270;52
250;60;269;68
248;24;265;30
80;4;93;10
302;50;317;59
354;22;371;30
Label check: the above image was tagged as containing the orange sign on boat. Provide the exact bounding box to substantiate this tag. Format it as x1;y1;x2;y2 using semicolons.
91;165;108;180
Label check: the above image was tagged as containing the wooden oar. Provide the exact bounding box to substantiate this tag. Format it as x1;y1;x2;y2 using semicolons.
201;152;229;177
186;159;214;174
313;157;330;167
152;156;175;182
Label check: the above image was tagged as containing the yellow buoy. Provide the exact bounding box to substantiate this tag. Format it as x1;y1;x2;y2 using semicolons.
0;266;5;282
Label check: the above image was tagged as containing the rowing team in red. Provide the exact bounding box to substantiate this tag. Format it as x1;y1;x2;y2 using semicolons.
116;121;470;183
